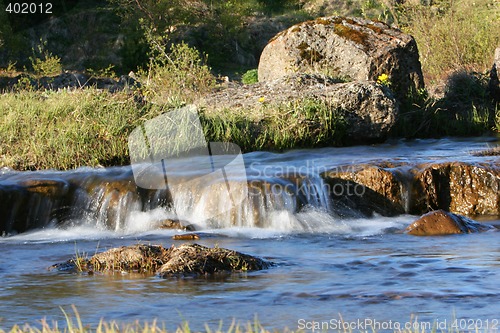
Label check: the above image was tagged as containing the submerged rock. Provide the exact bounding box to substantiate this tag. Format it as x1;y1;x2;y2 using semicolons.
405;210;495;236
49;243;271;277
258;16;424;103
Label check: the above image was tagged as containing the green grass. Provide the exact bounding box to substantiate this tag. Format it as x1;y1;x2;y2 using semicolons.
241;69;258;85
0;89;165;170
201;98;347;152
0;88;349;170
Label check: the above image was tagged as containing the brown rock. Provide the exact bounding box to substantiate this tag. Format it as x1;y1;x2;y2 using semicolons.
258;16;424;103
412;162;500;216
18;178;70;197
158;218;196;231
322;164;407;216
172;234;200;240
405;210;495;236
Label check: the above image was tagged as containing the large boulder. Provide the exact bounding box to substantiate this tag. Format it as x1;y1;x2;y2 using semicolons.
489;47;500;102
320;161;500;217
258;16;424;103
199;74;398;143
405;210;495;236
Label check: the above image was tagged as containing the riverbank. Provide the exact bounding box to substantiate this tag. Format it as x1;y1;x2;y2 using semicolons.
0;77;498;171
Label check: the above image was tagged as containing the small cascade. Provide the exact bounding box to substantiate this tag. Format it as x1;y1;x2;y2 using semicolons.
0;166;336;235
169;173;333;230
392;166;415;214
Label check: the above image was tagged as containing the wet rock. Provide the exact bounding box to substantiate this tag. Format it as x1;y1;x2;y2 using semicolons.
49;243;271;277
200;74;398;143
489;47;500;102
405;210;495;236
80;177;141;230
158;218;196;231
0;178;72;234
258;16;424;103
413;162;500;216
157;243;271;277
172;234;200;240
18;178;70;197
323;164;406;216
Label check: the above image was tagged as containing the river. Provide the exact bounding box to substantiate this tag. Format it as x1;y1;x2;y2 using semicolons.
0;137;499;332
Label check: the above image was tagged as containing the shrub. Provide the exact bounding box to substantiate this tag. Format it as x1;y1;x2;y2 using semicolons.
241;69;258;84
139;40;216;104
29;40;62;77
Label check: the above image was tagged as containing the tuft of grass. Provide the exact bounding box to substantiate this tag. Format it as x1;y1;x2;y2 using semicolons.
137;40;216;105
29;39;62;77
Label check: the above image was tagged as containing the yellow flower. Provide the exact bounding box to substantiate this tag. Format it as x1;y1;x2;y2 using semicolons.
258;96;265;103
377;73;391;87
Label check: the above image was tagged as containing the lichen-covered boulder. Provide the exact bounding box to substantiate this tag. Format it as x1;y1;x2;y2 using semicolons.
258;16;424;103
405;210;495;236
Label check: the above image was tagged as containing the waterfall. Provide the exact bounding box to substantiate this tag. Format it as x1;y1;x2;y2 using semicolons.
0;165;337;235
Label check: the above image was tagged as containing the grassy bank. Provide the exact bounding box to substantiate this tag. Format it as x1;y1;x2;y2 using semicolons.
0;89;161;170
0;87;350;170
1;1;499;170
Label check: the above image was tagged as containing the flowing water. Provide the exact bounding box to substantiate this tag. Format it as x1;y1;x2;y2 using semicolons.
0;138;499;331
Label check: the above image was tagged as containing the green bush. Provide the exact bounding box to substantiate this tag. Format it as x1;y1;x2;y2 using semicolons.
29;40;62;77
241;69;258;84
